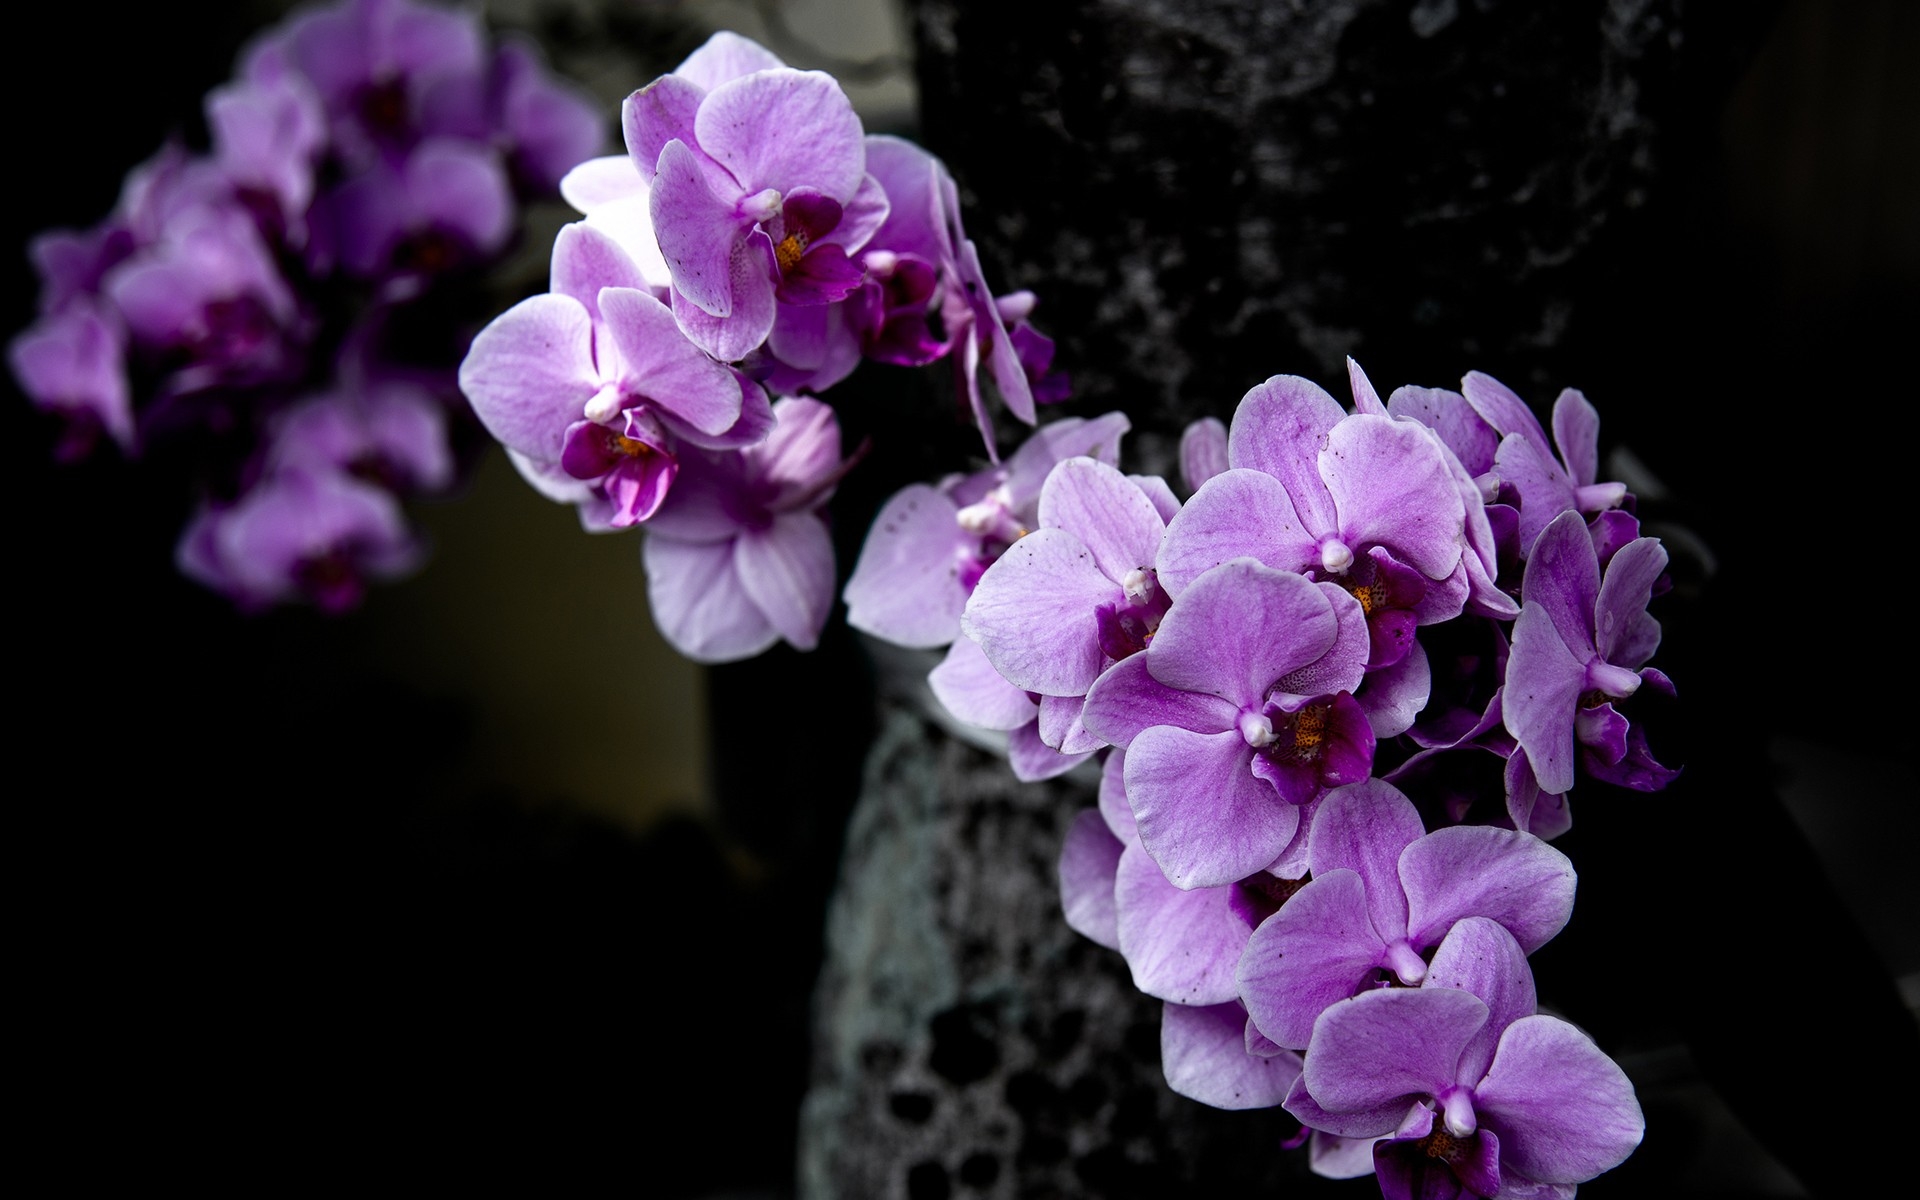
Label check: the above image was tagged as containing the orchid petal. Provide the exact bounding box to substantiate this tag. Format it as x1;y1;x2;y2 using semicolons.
1127;725;1296;889
1059;809;1123;951
1162;1002;1302;1110
1114;842;1246;1005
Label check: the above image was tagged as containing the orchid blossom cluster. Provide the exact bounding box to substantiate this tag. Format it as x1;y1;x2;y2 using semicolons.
455;32;1064;662
9;0;602;611
848;364;1673;1198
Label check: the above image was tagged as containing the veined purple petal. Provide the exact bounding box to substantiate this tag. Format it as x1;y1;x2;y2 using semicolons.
928;637;1036;730
1473;1016;1644;1184
661;374;775;452
1400;826;1576;955
1307;779;1426;939
1130;474;1182;525
1346;357;1387;416
1283;1076;1421;1143
734;512;834;650
1038;692;1101;755
1157;469;1314;596
1504;602;1587;797
695;69;865;202
1059;808;1123;951
1162;1002;1301;1110
1226;375;1345;535
1099;748;1137;843
1461;371;1553;465
1496;432;1581;558
600;286;743;436
843;484;968;648
457;293;599;463
1127;725;1296;889
623;73;707;181
830;172;890;251
1038;457;1167;583
961;527;1117;696
1271;585;1370;702
1238;868;1388;1051
671;235;779;361
1146;560;1338;709
1357;638;1430;739
550;222;648;320
1594;537;1666;668
644;533;778;663
1114;842;1246;1005
1300;987;1488;1117
1389;385;1499;477
1179;417;1230;495
1003;412;1132;506
1319;414;1465;582
674;30;787;91
652;138;751;318
1550;388;1602;487
1423;918;1538;1087
1007;720;1095;781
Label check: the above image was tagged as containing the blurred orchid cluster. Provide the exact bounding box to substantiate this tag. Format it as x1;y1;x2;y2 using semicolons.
10;0;601;610
849;364;1674;1197
457;31;1065;661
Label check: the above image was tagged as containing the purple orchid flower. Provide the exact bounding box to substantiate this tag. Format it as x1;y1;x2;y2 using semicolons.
102;196;302;385
623;33;886;363
962;457;1175;728
264;380;453;493
640;397;848;662
1460;371;1629;561
854;134;1047;447
177;466;420;612
1159;374;1473;674
323;137;513;279
1287;918;1642;1199
1504;508;1678;800
248;0;486;171
457;221;767;527
843;412;1131;649
1078;558;1374;889
9;301;133;459
205;73;328;232
1235;778;1576;1050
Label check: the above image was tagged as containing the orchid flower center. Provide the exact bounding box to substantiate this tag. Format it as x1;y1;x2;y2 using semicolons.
775;229;810;275
613;433;654;458
1096;568;1173;661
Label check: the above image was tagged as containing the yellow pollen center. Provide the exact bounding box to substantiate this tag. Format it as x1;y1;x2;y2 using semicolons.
1293;706;1327;750
613;435;651;458
1348;583;1379;615
775;231;809;274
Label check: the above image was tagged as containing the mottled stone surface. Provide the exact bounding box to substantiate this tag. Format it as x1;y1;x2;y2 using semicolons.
800;704;1342;1200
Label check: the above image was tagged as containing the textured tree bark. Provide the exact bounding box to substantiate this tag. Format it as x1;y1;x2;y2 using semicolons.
908;0;1770;455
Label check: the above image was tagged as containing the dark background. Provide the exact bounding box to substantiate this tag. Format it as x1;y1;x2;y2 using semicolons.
9;0;1915;1193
